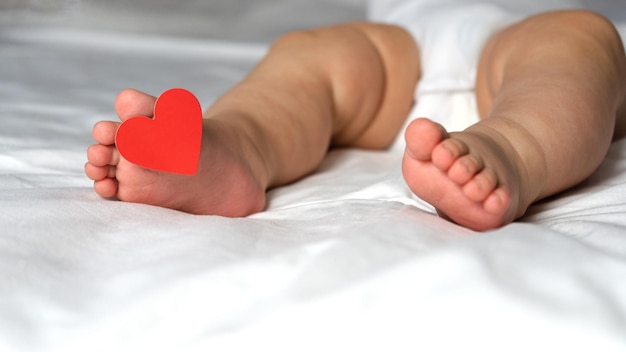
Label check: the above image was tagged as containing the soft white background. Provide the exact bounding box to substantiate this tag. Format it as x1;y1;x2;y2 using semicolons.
0;0;366;41
1;1;626;351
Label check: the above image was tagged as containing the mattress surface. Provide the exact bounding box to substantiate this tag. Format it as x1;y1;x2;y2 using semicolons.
1;1;626;351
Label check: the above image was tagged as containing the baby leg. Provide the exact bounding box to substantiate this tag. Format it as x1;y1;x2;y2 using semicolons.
402;10;626;230
85;23;420;216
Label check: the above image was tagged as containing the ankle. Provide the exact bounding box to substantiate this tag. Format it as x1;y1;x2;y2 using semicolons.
203;115;274;191
463;123;542;216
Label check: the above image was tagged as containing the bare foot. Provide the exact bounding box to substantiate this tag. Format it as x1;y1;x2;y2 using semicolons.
85;89;267;216
402;118;526;231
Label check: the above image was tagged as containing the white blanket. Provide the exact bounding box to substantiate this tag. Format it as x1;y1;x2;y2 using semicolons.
1;1;626;351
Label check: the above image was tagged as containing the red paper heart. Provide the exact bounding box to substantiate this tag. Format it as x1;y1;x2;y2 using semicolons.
115;88;202;175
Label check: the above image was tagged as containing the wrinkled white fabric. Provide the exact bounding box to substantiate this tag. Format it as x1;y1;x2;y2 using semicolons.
1;1;626;351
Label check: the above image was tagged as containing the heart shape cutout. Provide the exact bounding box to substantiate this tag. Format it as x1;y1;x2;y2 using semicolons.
115;88;202;175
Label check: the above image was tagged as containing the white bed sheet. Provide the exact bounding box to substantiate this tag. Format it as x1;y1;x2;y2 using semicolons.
1;1;626;351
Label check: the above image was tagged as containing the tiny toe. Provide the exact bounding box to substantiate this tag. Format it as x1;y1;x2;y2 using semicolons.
115;89;157;121
405;118;447;161
94;178;118;199
432;138;469;171
463;168;498;202
484;188;511;215
85;162;115;181
92;121;120;145
87;144;119;167
448;154;484;184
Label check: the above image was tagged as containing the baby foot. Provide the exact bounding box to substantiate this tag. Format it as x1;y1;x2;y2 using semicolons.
85;89;267;216
402;118;523;231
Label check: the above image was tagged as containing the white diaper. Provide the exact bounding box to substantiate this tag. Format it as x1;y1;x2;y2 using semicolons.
368;0;583;150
